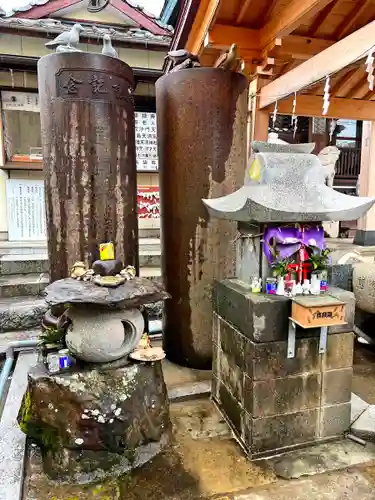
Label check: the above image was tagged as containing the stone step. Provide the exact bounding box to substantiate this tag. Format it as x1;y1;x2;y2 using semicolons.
0;239;162;275
0;237;161;256
0;273;49;299
0;254;49;275
0;269;161;298
0;297;47;333
0;252;161;275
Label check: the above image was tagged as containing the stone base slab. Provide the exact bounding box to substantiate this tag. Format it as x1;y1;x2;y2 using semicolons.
18;360;171;483
214;279;355;342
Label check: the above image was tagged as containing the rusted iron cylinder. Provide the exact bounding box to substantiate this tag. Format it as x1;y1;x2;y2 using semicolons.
38;53;138;282
156;69;248;369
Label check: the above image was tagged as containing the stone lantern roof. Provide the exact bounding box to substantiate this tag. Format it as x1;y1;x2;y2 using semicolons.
203;143;375;224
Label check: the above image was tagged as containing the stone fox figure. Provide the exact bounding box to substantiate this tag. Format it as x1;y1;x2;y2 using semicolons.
317;146;341;187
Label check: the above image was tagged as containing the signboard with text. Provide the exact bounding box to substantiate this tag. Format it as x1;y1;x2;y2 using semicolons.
135;112;158;171
6;179;46;241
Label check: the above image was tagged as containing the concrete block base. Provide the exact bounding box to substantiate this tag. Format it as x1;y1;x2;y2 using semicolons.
212;279;355;459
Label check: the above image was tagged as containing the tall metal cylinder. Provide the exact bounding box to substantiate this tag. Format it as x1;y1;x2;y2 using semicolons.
38;53;138;282
156;69;248;369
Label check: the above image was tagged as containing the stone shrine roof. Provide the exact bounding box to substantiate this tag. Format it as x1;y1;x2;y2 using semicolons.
203;150;375;223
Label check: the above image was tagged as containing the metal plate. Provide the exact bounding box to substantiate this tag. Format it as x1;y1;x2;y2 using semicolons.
319;325;328;354
287;319;296;358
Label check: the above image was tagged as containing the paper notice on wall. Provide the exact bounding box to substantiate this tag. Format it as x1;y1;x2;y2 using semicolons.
1;91;40;112
135;112;158;171
137;186;160;218
6;180;46;241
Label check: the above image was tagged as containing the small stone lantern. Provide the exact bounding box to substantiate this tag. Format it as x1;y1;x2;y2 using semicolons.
17;250;171;483
204;142;375;459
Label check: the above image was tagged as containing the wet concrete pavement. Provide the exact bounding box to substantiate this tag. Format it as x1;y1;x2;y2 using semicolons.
23;342;375;500
23;398;278;500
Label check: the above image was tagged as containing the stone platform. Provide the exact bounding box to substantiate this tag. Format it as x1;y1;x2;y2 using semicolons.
212;279;355;459
18;360;171;483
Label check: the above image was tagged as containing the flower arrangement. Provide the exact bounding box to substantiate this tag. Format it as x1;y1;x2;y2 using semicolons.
271;259;290;278
308;248;331;273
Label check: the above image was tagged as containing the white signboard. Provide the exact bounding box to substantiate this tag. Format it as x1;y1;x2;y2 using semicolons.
135;112;158;171
6;180;46;241
1;91;40;112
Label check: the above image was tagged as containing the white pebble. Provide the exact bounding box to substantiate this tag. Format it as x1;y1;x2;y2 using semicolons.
48;403;54;410
75;438;84;445
55;409;58;412
114;408;121;417
84;409;89;414
98;415;105;423
81;414;90;420
109;418;114;423
110;404;116;410
92;409;99;416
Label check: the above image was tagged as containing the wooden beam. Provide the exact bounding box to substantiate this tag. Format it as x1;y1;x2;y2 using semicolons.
345;76;369;99
208;24;259;51
258;57;275;72
209;25;334;63
265;95;375;121
307;0;339;36
259;21;375;108
270;35;333;60
334;0;372;40
329;68;359;96
186;0;221;54
236;0;254;25
259;0;336;48
259;0;278;27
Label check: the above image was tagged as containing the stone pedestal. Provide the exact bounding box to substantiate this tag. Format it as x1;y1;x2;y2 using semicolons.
212;279;355;459
156;69;248;369
18;361;171;483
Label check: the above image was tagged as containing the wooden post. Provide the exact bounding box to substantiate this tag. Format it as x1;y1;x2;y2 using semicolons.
249;78;269;143
354;121;375;246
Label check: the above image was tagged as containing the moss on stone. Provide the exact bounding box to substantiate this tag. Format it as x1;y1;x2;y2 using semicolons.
18;389;31;434
19;391;60;451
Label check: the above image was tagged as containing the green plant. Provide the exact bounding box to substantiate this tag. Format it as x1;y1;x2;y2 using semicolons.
308;248;331;272
271;259;290;278
38;327;66;347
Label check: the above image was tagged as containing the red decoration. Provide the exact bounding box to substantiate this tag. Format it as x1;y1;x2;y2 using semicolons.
286;262;311;281
137;186;160;219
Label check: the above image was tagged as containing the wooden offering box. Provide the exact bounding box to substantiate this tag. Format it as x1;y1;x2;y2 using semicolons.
291;295;346;328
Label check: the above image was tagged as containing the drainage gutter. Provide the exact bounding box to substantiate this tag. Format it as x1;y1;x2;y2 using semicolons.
0;340;38;402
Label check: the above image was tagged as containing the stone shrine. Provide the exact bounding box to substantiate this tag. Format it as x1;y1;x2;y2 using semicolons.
206;141;375;458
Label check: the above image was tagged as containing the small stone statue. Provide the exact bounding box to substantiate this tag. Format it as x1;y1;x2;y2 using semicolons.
302;279;311;295
251;277;262;293
317;145;340;188
45;23;84;52
214;43;238;71
70;261;88;280
102;34;118;58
